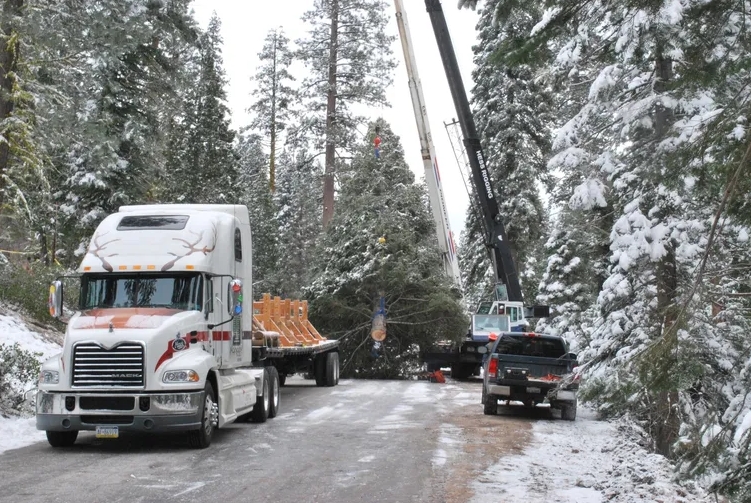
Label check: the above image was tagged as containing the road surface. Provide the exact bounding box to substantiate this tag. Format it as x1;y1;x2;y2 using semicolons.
0;378;548;503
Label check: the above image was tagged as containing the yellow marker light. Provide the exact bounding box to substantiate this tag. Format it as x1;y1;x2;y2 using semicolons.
118;265;127;270
185;265;195;270
147;265;156;270
133;265;142;270
83;266;91;271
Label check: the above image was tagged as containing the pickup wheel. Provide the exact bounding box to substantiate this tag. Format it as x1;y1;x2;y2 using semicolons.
267;366;280;418
188;381;216;449
325;352;339;387
46;430;78;448
561;401;577;421
483;393;498;415
251;368;271;423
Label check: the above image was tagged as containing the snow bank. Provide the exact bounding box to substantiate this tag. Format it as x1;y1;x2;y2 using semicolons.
470;407;711;502
0;310;62;455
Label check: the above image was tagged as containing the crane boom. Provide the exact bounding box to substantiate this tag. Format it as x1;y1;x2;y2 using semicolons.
424;0;522;303
394;0;462;289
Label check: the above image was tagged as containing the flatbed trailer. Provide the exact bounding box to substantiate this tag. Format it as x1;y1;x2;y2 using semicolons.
252;294;340;387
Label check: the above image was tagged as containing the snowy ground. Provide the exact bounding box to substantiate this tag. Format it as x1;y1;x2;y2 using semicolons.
468;405;712;503
0;311;715;502
0;310;61;454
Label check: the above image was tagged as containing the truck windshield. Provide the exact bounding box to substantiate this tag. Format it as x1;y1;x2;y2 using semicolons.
80;273;203;311
472;314;509;333
494;335;566;358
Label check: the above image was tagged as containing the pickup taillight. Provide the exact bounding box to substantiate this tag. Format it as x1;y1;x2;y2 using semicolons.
487;357;498;377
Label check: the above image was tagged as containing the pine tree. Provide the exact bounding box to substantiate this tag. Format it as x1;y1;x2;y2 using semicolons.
306;122;467;378
463;0;751;492
297;0;397;227
249;29;297;193
165;14;239;204
236;131;279;294
273;145;323;298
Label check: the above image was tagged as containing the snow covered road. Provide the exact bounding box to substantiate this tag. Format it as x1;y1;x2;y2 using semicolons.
0;376;713;503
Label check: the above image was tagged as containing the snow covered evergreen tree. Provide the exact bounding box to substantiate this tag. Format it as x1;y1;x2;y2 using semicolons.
164;14;239;205
306;122;466;378
461;0;751;495
249;29;297;193
459;0;552;307
273;145;323;299
297;0;396;227
236;131;280;294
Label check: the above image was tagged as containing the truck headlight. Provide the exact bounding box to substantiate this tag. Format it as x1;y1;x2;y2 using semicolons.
39;370;59;385
162;370;200;383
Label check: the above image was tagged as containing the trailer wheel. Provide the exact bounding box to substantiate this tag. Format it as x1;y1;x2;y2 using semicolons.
267;366;280;418
188;381;216;449
314;356;326;387
46;430;78;448
483;393;498;416
325;352;339;387
251;368;271;423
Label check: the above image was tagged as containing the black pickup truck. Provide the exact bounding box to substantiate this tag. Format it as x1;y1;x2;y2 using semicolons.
481;332;579;420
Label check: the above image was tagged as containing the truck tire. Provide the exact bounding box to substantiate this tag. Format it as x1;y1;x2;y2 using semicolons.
451;363;471;380
325;352;339;387
251;368;271;423
188;381;216;449
561;401;577;421
483;394;498;415
46;430;78;448
278;373;287;387
314;356;326;387
267;366;280;418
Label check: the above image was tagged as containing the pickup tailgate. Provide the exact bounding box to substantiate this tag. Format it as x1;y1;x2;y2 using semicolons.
495;354;571;384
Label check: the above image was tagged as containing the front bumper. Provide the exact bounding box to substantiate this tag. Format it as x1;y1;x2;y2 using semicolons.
36;390;204;433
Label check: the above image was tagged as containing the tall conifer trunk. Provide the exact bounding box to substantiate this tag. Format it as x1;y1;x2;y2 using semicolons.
0;0;23;207
322;0;338;228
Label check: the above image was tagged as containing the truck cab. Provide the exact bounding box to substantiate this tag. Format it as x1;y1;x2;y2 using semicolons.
37;204;278;449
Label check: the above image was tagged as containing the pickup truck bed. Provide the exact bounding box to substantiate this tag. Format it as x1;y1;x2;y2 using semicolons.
482;332;579;420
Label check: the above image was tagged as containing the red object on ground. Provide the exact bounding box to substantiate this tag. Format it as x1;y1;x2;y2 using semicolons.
429;370;445;383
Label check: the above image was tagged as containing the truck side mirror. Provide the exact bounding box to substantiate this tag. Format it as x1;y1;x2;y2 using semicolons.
228;279;243;317
568;352;578;361
48;280;64;319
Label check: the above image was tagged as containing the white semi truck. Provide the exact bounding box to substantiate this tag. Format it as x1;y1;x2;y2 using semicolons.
37;204;339;448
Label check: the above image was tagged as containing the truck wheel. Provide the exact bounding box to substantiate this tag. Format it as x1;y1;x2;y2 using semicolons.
267;366;280;418
188;381;216;449
561;401;577;421
314;356;326;387
483;394;498;415
251;368;271;423
46;430;78;448
451;364;471;380
325;352;339;387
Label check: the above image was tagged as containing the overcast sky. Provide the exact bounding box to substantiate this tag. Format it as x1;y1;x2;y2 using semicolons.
191;0;480;238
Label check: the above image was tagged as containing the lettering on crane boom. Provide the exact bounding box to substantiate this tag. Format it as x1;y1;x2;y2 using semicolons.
477;152;494;200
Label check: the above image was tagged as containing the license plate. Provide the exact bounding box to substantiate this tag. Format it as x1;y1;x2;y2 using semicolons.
95;426;119;439
527;387;541;394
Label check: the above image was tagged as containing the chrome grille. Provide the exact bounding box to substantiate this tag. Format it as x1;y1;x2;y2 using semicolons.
72;343;145;387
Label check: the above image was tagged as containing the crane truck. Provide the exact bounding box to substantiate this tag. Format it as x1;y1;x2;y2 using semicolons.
37;204;340;449
395;0;549;379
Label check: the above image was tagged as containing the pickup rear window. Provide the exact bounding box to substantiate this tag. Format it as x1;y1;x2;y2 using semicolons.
494;334;566;358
